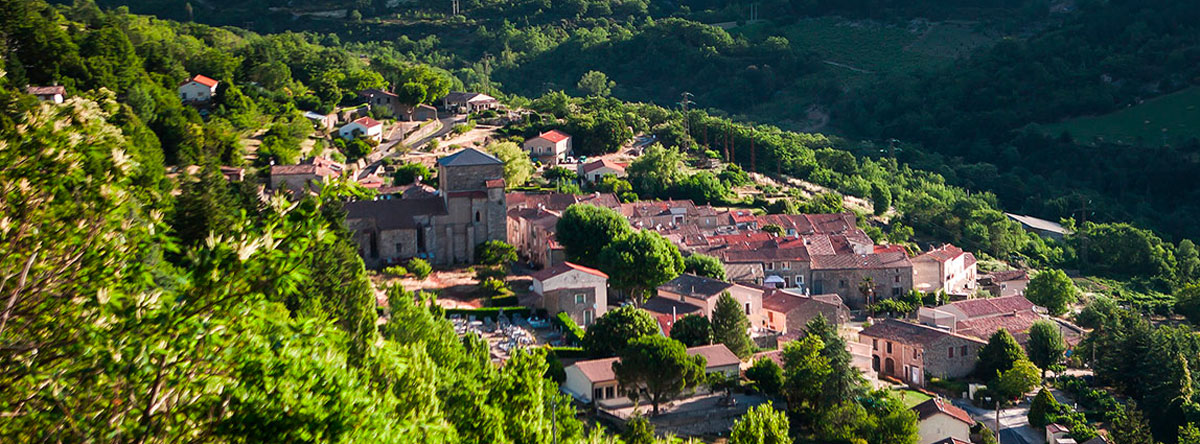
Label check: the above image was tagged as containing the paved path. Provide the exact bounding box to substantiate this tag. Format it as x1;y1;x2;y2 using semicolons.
953;399;1045;444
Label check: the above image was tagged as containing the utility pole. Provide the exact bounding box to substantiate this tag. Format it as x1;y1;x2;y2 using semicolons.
995;399;1001;444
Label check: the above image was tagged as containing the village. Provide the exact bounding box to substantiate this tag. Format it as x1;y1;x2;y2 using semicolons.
45;73;1104;444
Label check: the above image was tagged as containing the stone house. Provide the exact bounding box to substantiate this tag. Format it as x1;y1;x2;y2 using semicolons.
977;270;1030;297
523;130;572;164
178;74;218;103
656;274;763;326
442;91;498;113
809;251;914;310
269;156;345;195
304;111;338;133
913;244;977;297
531;261;608;327
919;295;1080;346
26;85;65;103
579;159;626;183
345;148;507;266
561;344;741;407
912;398;975;444
504;192;622;268
857;319;986;387
760;288;849;334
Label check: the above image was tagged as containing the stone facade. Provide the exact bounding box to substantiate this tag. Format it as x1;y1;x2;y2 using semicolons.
811;264;914;310
532;262;609;327
859;319;985;387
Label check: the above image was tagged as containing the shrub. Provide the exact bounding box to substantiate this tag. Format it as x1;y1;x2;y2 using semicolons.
554;312;585;345
475;266;507;282
548;346;587;359
407;258;432;280
382;265;408;277
491;295;519;307
475;240;517;266
480;277;511;297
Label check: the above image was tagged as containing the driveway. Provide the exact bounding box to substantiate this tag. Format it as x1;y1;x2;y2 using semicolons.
953;399;1045;444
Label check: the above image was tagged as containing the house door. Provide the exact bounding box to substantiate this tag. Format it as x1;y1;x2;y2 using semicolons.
583;309;594;326
910;366;922;385
884;358;895;376
872;355;880;372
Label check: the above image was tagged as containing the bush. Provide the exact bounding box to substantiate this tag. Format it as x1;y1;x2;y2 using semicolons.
408;258;432;280
480;277;512;297
491;295;519;307
475;266;507;282
548;346;587;359
475;240;517;266
554;312;586;345
382;265;408;277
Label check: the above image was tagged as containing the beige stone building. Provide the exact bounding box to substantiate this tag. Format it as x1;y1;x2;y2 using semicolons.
345;148;507;266
912;398;975;444
913;244;977;297
857;319;985;387
561;344;741;407
656;274;764;326
531;261;609;327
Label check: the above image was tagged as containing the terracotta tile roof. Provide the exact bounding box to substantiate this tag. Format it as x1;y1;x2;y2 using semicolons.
725;262;764;283
506;192;621;212
536;130;571;143
859;319;985;347
947;295;1036;318
912;398;975;426
530;261;609;281
874;244;907;254
762;290;808;313
350;116;383;128
688;344;742;368
182;74;219;88
271;164;339;177
931;438;972;444
581;159;625;174
658;274;733;298
571;357;619;383
955;311;1043;344
26;85;65;96
810;251;911;270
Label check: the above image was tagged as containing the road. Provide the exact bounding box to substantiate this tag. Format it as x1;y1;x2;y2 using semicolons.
953;399;1044;444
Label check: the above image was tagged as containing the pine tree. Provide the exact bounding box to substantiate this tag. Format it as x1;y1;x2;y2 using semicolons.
712;292;754;359
1110;403;1156;444
1028;388;1060;428
806;314;864;406
975;328;1026;381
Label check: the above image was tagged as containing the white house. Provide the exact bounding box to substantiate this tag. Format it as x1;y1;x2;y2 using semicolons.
561;343;741;407
339;116;384;143
26;85;65;103
178;75;219;103
579;159;626;183
442;91;499;113
523;130;572;164
912;398;975;444
531;262;608;327
913;244;977;296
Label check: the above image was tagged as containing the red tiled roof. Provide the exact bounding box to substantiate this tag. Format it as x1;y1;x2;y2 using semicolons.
537;130;570;143
955;311;1043;344
912;398;975;426
26;85;65;96
582;159;625;174
531;261;609;281
183;74;219;88
931;438;972;444
351;116;383;128
762;290;808;313
572;357;619;383
947;295;1036;319
917;244;966;263
810;251;911;270
688;344;742;368
859;319;986;347
485;178;506;188
874;244;907;254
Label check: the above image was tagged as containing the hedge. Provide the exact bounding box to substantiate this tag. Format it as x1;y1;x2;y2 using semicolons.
554;312;585;346
491;295;520;307
548;346;587;359
443;306;532;321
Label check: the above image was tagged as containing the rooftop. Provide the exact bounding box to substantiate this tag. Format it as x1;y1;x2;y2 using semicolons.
658;274;734;298
535;130;571;143
809;251;911;270
530;261;609;281
581;158;625;174
1005;213;1069;235
437;148;503;167
182;74;219;88
344;198;448;230
350;116;383;128
858;319;985;347
945;295;1036;319
570;344;740;383
26;85;65;96
912;398;975;426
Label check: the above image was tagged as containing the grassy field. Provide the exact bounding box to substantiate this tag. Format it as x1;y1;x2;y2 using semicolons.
1040;86;1200;146
890;388;933;408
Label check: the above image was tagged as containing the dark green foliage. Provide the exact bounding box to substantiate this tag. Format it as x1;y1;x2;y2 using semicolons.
1026;269;1079;316
622;414;655;444
490;295;519;307
598;230;684;304
393;162;436;186
683;254;727;281
806;314;864;407
543;166;577;182
762;224;784;236
1110;403;1156;444
975;328;1026;381
1176;285;1200;324
746;357;784;395
728;402;790;444
582;305;660;357
1026;320;1066;377
407;258;432;280
556;203;632;267
613;335;706;415
1028;389;1057;428
554;312;585;345
871;183;891;216
711;293;754;359
475;240;517;266
1076;294;1120;329
170;162;252;249
670;314;713;347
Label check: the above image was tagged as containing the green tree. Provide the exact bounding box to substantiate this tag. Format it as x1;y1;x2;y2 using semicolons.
582;305;660;357
598;230;684;305
1026;269;1079;316
1179;239;1200;283
408;258;432;280
613;335;706;415
806;314;865;406
1027;321;1066;378
781;335;831;420
1110;403;1156;444
683;254;727;281
1028;388;1060;428
711;292;754;359
976;328;1027;380
1180;423;1200;444
871;183;891;216
626;143;685;198
728;403;790;444
746;357;784;395
670;314;712;347
1076;294;1120;329
475;240;517;266
621;414;655;444
487;141;533;188
762;224;784;236
577;70;615;97
994;360;1041;399
556;204;631;267
393;162;435;185
1176;285;1200;324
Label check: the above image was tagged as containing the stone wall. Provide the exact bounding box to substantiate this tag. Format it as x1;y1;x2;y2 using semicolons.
923;335;982;380
438;163;503;192
544;287;600;326
812;266;913;310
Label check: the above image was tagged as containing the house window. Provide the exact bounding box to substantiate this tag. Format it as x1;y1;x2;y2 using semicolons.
765;262;774;271
782;262;790;270
895;275;901;283
475;211;481;223
872;339;878;350
575;294;586;304
892;287;901;297
886;342;892;353
395;243;404;254
745;303;751;315
961;346;968;357
795;276;804;285
839;280;847;288
949;347;955;358
913;348;918;359
594;388;604;400
605;386;614;399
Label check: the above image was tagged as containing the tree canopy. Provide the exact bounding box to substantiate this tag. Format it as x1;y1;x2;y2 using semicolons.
976;328;1026;381
555;204;632;267
613;335;706;415
1026;269;1079;316
598;230;684;304
711;292;754;359
670;314;713;347
582;305;660;357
